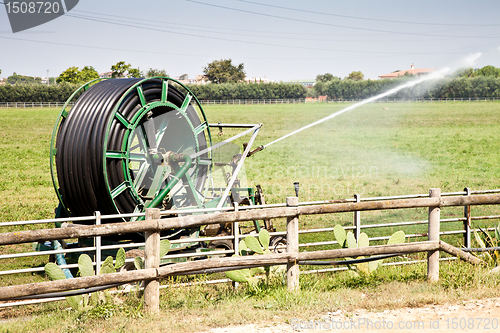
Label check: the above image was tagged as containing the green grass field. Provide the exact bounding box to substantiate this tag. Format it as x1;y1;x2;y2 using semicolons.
0;101;500;332
0;102;499;241
204;101;500;247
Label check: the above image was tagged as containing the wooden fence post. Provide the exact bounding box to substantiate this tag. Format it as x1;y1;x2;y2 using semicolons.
286;196;299;291
427;188;441;282
144;208;161;314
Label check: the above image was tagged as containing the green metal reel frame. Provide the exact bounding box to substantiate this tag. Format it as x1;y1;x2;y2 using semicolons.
50;77;213;216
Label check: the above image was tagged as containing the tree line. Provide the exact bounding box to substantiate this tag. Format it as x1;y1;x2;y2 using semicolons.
312;76;500;100
1;61;499;102
2;76;500;103
188;82;306;100
0;83;80;103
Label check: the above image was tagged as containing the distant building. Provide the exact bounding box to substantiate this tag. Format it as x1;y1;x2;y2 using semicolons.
305;95;327;102
244;77;275;84
288;79;316;87
99;72;112;78
173;76;198;85
192;75;208;84
378;64;436;79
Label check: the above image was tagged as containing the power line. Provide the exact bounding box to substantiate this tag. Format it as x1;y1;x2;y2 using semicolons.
185;0;500;39
70;10;449;44
0;35;210;57
64;13;469;55
0;35;412;61
235;0;500;27
0;5;490;58
70;9;403;38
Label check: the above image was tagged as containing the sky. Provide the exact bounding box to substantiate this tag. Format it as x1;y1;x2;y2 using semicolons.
1;0;500;81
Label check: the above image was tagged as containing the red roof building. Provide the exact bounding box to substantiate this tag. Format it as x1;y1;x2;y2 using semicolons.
378;64;436;79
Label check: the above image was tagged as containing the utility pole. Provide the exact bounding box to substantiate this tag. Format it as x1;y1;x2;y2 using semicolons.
47;70;49;85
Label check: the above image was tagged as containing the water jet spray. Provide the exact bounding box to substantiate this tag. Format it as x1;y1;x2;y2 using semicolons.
263;53;482;149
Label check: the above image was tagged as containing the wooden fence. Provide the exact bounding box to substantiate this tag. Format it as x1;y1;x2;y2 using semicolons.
0;189;498;313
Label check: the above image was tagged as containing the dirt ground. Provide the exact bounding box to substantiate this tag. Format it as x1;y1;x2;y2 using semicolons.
200;297;500;333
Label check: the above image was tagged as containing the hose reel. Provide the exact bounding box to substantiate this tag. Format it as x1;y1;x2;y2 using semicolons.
50;78;212;223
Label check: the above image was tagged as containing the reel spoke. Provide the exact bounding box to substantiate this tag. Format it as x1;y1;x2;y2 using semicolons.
143;117;158;153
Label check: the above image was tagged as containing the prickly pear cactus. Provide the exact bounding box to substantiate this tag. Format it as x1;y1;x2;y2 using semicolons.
132;239;170;271
245;235;264;254
44;262;87;311
333;224;406;275
115;247;126;270
346;231;357;249
225;229;272;286
78;254;94;277
225;269;251;283
44;246;132;312
259;229;270;251
134;256;144;270
159;239;171;258
45;262;67;281
358;233;369;248
387;230;405;245
333;224;347;247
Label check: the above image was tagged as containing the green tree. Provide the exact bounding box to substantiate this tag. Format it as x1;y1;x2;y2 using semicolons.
346;71;364;80
144;68;168;78
111;61;141;78
476;65;500;78
128;67;141;78
111;61;130;78
79;66;99;82
56;66;99;84
7;73;42;85
203;59;245;84
56;67;80;84
179;73;188;80
459;68;476;77
316;73;338;82
314;73;340;96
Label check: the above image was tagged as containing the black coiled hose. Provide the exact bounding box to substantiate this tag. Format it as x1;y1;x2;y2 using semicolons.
55;78;208;222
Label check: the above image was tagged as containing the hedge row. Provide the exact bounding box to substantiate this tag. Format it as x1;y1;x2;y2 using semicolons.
0;83;80;103
187;82;307;100
314;76;500;100
1;77;500;102
0;82;307;102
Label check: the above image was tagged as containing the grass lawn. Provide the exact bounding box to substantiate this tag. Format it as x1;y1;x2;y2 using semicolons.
0;101;499;332
203;101;500;247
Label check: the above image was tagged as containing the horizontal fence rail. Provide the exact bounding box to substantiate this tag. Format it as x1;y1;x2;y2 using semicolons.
0;102;74;108
0;98;498;108
2;192;499;246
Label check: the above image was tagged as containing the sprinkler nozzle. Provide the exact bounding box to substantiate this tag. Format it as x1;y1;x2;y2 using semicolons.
247;145;264;157
293;182;300;197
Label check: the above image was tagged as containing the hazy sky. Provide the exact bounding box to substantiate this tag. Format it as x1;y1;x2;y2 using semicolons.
1;0;499;81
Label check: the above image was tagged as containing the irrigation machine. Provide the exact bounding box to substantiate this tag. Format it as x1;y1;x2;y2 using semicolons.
38;77;280;267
